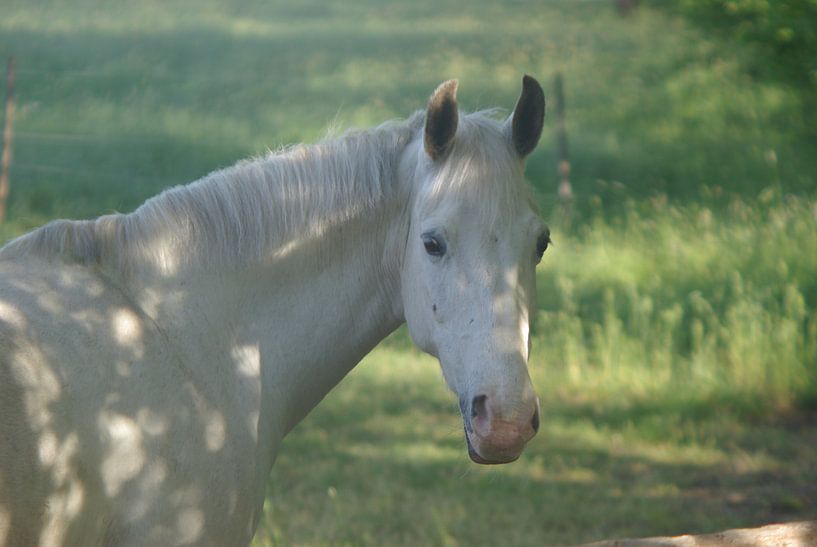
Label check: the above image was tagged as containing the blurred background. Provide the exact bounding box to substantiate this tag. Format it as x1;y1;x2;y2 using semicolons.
1;0;816;544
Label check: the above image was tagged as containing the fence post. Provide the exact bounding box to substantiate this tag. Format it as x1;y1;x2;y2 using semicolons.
553;72;573;224
0;56;16;224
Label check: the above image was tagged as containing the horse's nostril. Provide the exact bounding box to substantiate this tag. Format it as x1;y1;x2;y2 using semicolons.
471;394;487;419
531;409;540;433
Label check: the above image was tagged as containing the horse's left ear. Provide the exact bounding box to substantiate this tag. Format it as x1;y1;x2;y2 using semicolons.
507;75;545;158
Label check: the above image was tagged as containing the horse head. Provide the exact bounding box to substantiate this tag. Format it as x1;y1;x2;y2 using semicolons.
401;76;548;464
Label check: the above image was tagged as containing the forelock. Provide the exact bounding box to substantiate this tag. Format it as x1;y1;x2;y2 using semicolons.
416;110;531;228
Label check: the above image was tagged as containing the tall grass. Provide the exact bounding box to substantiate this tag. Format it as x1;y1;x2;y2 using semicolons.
536;192;817;408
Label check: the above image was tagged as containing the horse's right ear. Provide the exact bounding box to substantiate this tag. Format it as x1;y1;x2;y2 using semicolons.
424;80;459;161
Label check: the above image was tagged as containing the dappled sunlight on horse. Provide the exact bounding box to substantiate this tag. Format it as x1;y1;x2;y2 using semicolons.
0;76;547;546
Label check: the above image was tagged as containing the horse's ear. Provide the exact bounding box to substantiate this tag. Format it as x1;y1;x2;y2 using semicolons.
508;74;545;158
424;80;459;161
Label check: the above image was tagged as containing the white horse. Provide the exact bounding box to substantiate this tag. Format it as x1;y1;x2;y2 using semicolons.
0;76;548;546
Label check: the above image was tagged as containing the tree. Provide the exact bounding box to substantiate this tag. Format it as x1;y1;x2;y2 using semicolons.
671;0;817;90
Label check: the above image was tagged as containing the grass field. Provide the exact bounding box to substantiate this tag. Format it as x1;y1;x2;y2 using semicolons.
2;1;816;545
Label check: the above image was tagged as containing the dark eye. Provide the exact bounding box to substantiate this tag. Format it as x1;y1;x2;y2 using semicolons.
422;233;446;257
536;230;551;262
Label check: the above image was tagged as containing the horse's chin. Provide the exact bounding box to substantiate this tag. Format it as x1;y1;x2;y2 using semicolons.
464;428;520;465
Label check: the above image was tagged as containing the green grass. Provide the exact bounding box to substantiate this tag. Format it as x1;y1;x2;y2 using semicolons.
539;194;817;407
254;346;817;545
2;0;816;544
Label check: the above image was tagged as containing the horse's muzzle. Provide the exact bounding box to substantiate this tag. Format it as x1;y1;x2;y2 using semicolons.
461;394;539;464
464;426;521;464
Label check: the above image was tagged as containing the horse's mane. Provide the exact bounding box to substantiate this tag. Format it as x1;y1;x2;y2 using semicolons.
0;109;526;274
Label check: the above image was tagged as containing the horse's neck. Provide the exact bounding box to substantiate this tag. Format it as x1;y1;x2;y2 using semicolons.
236;208;407;434
123;132;416;445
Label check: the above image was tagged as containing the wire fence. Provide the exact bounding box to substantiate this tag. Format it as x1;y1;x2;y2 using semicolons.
2;63;252;201
12;162;169;188
16;130;164;143
2;62;583;219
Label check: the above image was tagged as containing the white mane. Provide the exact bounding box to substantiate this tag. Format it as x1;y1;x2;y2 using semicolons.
0;110;526;273
419;108;532;227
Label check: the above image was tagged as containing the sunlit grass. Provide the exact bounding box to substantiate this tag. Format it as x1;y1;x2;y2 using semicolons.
3;0;815;222
536;194;817;408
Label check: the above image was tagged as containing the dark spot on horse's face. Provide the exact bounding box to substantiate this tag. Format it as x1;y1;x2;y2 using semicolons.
432;304;437;312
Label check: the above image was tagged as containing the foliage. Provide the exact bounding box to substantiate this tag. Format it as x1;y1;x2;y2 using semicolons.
670;0;817;89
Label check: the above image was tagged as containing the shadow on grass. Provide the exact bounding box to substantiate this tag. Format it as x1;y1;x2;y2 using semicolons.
261;361;817;546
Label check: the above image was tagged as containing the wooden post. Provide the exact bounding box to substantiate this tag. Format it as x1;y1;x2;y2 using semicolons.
0;56;15;224
553;72;573;222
